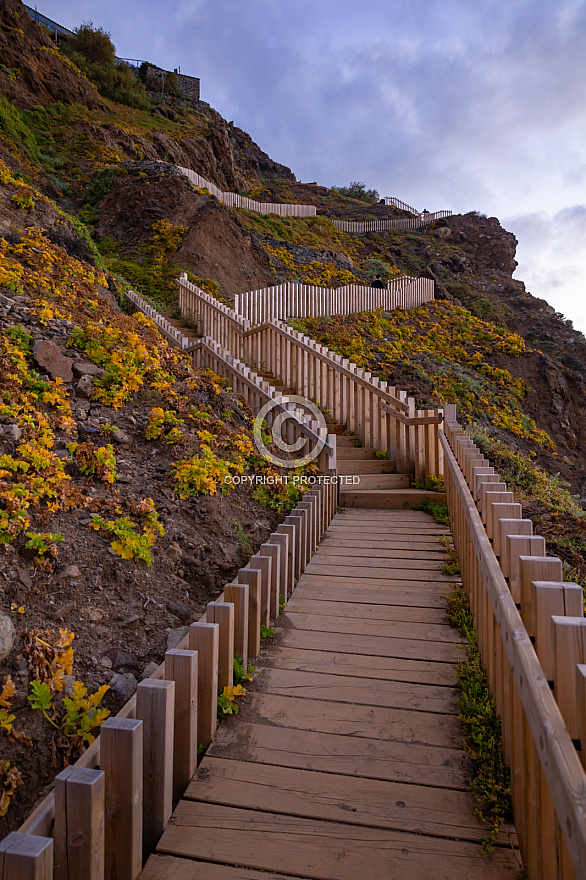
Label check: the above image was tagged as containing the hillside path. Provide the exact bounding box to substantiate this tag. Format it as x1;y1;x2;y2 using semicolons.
140;508;520;880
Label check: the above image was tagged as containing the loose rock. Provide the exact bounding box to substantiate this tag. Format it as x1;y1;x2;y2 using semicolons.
167;625;189;651
110;672;138;703
76;375;95;399
0;610;16;662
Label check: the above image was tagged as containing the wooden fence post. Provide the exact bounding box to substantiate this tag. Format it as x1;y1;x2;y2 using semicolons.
225;582;249;667
489;503;521;553
576;665;586;770
260;543;281;619
206;602;235;689
270;531;290;610
531;582;583;679
552;617;586;741
164;649;198;803
506;535;546;603
238;568;261;658
0;834;53;880
248;553;272;626
55;767;105;880
275;523;296;597
188;622;219;749
135;679;175;860
498;518;532;573
100;718;143;880
519;556;563;632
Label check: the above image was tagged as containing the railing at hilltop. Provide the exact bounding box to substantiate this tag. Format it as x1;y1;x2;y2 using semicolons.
441;409;586;878
174;165;316;217
9;477;336;877
331;209;452;234
384;196;419;214
177;274;443;480
233;277;434;324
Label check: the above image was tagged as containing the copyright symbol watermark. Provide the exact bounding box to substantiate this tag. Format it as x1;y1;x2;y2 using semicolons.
253;395;328;468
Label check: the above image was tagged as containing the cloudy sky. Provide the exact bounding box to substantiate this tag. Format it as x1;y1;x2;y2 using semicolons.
42;0;586;332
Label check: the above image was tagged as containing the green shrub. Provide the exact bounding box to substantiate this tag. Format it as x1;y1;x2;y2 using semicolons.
330;181;380;203
83;166;118;205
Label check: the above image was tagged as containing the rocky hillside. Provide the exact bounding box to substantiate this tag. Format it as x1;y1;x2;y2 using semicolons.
1;0;585;832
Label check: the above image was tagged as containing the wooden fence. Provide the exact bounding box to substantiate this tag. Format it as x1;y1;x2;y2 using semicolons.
441;407;586;879
331;209;453;234
176;275;444;480
8;482;337;878
125;290;192;349
173;165;316;217
233;277;434;324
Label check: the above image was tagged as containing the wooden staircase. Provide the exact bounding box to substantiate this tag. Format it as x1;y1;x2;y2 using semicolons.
337;436;446;509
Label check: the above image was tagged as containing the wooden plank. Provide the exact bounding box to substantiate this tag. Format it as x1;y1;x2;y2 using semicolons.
263;647;457;686
238;692;462;748
304;562;455;581
278;627;461;663
319;537;445;551
141;855;302;880
156;802;518;879
283;611;458;644
54;767;105;880
185;756;506;843
314;549;446;566
207;721;468;789
293;581;447;607
256;668;457;714
285;597;446;624
224;583;249;668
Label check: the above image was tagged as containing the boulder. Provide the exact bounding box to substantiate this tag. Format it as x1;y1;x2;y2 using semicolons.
76;375;95;400
73;361;104;379
33;341;74;382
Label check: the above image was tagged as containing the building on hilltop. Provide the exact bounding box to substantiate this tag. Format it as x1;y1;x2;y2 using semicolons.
23;6;200;102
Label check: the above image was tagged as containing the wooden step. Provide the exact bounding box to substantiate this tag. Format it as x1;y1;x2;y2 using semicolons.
336;435;360;447
337;447;377;460
339;489;448;509
337;459;395;475
326;424;346;435
351;474;411;490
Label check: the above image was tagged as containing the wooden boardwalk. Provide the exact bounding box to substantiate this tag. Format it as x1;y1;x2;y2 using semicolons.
141;509;519;880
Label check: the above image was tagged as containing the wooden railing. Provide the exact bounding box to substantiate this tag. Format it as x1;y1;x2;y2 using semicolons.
383;196;419;214
331;209;452;233
173;165;317;217
125;289;192;348
441;407;586;879
176;275;444;479
8;483;337;878
233;277;434;324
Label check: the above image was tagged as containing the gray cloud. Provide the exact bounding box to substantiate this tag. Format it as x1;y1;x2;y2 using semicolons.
41;0;586;330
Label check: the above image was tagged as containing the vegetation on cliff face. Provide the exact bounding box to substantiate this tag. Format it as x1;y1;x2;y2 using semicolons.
295;304;552;447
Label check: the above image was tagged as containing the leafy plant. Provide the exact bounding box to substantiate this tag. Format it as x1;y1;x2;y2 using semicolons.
446;586;512;850
414;497;450;526
233;655;257;687
216;684;246;719
260;624;275;640
23;627;75;694
28;679;110;745
279;595;287;614
145;407;184;444
233;520;253;554
90;500;164;566
0;761;23;817
440;534;461;576
0;676;15;734
172;443;238;498
331;181;380;204
25;531;64;567
67;441;118;483
414;474;445;492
